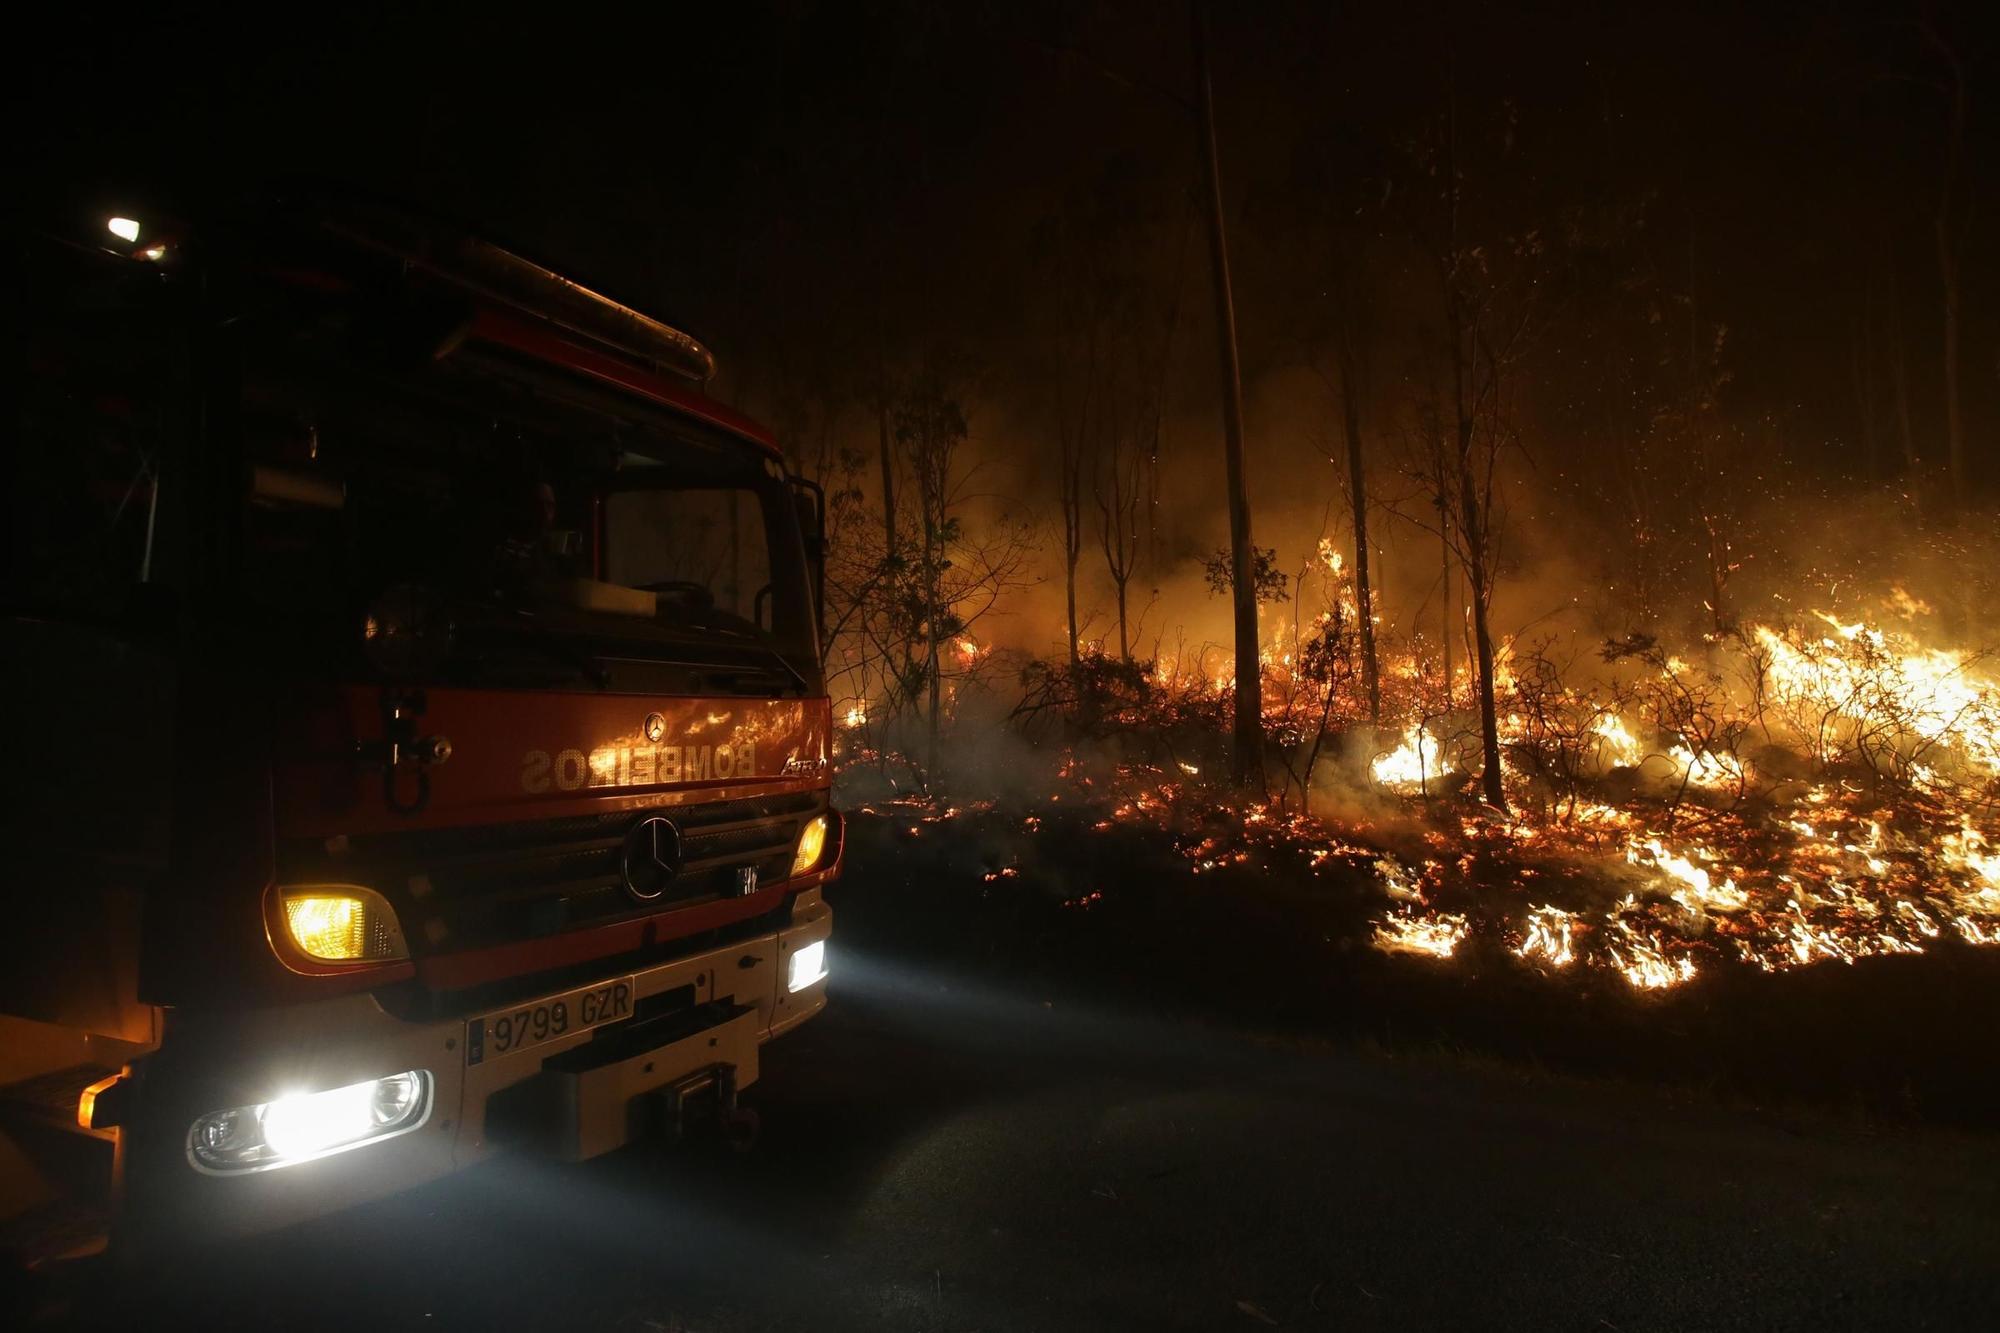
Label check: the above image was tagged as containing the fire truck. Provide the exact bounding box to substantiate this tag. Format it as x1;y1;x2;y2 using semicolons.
3;195;839;1263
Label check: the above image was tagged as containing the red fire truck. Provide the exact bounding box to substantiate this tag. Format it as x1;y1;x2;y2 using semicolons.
3;195;839;1262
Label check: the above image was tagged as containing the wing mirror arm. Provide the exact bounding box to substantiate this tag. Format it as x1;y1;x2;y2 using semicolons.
787;474;827;642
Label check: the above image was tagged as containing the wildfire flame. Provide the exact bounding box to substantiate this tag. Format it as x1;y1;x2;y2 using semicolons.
1373;908;1469;959
1372;725;1453;791
1753;617;2000;778
1626;837;1748;914
1667;745;1747;789
844;596;2000;1001
1593;715;1643;768
1515;905;1578;968
1605;906;1699;989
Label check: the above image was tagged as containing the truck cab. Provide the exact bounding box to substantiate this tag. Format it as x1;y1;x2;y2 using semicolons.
4;196;839;1259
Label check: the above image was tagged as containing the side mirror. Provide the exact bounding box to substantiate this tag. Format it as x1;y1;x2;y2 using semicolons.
787;475;826;637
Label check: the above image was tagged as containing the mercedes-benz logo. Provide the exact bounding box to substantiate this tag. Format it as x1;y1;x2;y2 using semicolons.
643;711;667;743
620;815;682;901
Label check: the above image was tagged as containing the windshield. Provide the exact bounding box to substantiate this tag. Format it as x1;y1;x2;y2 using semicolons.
605;484;777;634
232;303;815;694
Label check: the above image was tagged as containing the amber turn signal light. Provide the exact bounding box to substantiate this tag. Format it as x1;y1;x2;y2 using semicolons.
279;885;409;963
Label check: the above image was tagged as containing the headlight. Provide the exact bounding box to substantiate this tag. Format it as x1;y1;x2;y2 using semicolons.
279;885;408;963
790;814;829;878
188;1070;432;1174
788;939;827;992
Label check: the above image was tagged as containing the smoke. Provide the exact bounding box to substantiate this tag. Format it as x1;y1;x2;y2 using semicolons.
787;264;1998;806
817;348;2000;774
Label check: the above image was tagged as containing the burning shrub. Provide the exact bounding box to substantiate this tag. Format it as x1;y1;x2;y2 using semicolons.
1013;649;1229;773
1601;633;1751;805
1746;616;2000;788
1503;640;1642;812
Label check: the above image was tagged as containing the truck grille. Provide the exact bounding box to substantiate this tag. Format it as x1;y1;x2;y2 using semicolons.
278;791;826;953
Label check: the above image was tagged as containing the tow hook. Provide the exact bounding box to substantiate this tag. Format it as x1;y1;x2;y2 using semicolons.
355;688;452;814
654;1064;760;1152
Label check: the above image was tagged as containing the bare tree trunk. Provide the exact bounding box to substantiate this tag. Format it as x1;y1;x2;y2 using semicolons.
903;382;948;783
1439;500;1452;703
1336;340;1379;721
923;503;942;779
1924;18;1968;493
1937;217;1963;492
926;625;941;776
1194;0;1264;792
1454;431;1506;809
1701;509;1732;636
1058;323;1096;670
1439;86;1504;809
1886;249;1919;477
1467;561;1505;807
1851;298;1878;479
876;389;897;556
1096;430;1141;662
1065;548;1081;666
1062;441;1083;667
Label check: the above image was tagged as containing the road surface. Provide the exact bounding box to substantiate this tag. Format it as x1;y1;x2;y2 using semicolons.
67;943;2000;1331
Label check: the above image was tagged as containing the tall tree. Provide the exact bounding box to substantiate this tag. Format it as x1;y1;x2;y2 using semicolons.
1037;163;1133;669
881;366;1036;783
1059;416;1088;667
1884;244;1919;478
895;373;967;777
875;356;899;561
1193;0;1264;791
1441;91;1505;808
1095;405;1145;660
1094;195;1184;664
1920;15;1970;493
1398;77;1544;811
1327;255;1381;721
1054;323;1096;668
1850;284;1880;479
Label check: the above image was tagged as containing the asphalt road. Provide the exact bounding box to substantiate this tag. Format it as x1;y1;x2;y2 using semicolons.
71;943;2000;1332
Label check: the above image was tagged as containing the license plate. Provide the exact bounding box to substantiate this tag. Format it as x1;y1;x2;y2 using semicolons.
466;977;634;1066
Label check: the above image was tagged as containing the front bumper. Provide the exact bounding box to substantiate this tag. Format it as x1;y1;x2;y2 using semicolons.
116;894;830;1249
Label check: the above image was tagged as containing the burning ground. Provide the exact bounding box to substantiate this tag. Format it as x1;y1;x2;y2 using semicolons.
834;594;2000;1124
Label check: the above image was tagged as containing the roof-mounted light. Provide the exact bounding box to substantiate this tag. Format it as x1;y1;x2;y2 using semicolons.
316;201;717;382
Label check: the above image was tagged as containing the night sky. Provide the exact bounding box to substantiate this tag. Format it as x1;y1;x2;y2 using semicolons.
29;1;1993;491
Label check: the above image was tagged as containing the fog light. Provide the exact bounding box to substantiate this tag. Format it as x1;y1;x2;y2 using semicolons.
280;885;408;962
788;939;827;992
790;814;828;878
189;1070;431;1174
